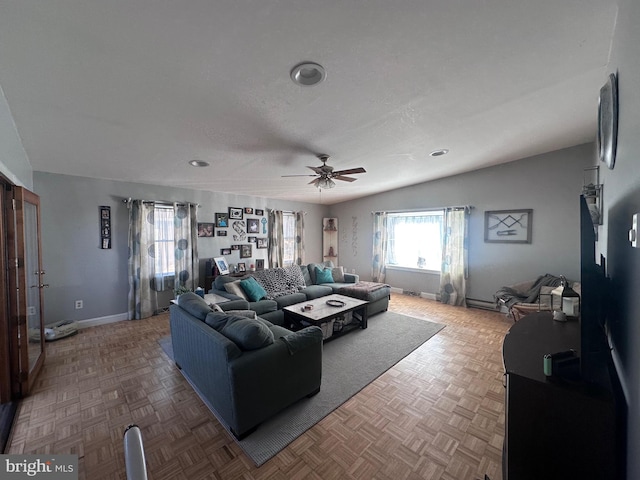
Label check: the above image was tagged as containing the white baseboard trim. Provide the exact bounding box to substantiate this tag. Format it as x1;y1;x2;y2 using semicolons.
77;312;128;329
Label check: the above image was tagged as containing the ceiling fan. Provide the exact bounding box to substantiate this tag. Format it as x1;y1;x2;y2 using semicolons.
282;154;366;189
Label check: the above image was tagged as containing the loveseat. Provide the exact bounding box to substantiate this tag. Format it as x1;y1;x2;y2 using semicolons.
170;292;323;439
209;263;391;325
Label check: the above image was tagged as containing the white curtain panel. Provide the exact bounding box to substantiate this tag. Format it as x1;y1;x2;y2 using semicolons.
439;208;469;306
268;210;284;268
371;212;388;282
127;200;158;319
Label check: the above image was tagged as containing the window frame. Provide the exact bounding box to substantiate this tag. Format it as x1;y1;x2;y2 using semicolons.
282;212;296;267
384;209;444;273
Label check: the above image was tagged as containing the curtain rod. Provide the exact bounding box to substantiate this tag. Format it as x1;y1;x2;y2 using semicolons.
122;198;200;207
372;205;473;214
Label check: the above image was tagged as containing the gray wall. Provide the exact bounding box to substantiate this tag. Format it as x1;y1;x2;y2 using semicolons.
597;0;640;476
33;172;328;323
331;143;594;302
0;85;32;188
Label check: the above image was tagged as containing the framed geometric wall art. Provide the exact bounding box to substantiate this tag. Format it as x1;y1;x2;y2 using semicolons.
484;209;533;244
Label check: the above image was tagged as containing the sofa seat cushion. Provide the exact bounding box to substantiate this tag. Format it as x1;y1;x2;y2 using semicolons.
274;292;307;309
205;312;275;350
177;292;213;320
249;299;278;315
300;285;333;300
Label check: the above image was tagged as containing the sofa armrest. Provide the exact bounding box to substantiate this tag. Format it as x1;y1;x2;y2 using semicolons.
227;327;322;435
344;273;359;283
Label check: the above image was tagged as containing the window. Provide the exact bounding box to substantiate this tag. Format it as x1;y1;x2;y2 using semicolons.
386;211;443;271
153;206;175;286
282;213;296;267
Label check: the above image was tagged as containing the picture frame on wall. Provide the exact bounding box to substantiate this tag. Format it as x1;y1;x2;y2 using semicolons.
215;212;229;227
240;244;252;258
244;207;254;215
484;209;533;244
197;222;214;237
229;207;243;220
256;238;268;249
248;236;257;243
220;248;232;255
237;262;246;273
256;259;265;270
247;218;259;233
231;244;240;250
216;229;227;236
255;209;264;216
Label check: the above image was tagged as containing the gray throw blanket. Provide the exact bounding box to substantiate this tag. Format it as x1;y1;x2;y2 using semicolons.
494;274;563;309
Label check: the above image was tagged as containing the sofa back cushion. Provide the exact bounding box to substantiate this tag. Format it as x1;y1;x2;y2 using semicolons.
300;265;312;286
177;292;212;320
331;266;345;283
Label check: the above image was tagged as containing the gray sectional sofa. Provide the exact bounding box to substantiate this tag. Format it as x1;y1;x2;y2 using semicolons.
209;262;391;325
170;292;323;439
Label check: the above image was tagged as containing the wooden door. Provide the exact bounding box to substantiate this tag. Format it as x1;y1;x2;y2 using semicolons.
7;186;46;396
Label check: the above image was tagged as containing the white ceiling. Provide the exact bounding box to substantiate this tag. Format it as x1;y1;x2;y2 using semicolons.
0;0;618;205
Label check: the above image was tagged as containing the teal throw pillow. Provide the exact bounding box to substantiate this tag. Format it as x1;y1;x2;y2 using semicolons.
220;317;275;350
315;266;334;284
240;276;268;302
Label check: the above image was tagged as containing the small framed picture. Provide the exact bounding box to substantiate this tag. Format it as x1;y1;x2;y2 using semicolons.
231;244;240;250
256;259;265;270
257;238;268;249
240;244;252;258
214;256;230;275
229;207;243;220
244;207;254;215
198;222;214;237
102;238;111;249
101;207;111;219
247;218;259;234
215;212;229;228
220;248;232;255
255;209;264;216
248;236;257;243
216;229;227;237
237;262;246;273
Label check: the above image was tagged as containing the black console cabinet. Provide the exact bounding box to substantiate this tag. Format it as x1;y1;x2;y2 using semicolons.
502;312;622;480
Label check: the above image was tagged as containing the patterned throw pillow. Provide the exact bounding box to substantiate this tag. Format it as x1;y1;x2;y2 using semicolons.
224;280;249;300
332;266;345;283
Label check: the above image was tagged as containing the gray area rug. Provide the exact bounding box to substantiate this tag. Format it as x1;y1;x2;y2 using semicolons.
158;310;444;466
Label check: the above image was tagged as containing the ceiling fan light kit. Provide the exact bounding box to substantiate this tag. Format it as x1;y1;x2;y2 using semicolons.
282;154;366;190
290;62;326;86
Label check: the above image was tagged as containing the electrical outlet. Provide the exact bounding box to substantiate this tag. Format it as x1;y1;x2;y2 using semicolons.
75;300;83;309
27;306;36;316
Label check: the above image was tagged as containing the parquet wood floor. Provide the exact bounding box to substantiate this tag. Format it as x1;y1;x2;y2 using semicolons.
6;294;513;479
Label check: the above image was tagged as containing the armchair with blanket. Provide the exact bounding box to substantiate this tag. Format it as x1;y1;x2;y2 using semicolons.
494;274;581;321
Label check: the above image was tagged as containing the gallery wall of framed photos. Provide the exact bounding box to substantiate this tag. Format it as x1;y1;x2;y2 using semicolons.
198;205;268;279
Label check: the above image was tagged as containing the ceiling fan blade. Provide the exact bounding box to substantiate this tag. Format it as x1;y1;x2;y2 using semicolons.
281;174;318;177
309;178;321;186
332;167;366;176
333;175;358;182
308;166;324;174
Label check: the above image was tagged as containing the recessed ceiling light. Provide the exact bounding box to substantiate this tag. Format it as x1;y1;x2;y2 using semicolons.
290;62;326;86
429;149;449;157
189;160;209;167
